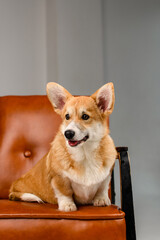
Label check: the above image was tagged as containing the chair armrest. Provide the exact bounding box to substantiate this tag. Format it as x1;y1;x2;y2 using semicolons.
116;147;136;240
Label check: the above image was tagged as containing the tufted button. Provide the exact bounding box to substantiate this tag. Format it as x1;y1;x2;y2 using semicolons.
24;150;32;158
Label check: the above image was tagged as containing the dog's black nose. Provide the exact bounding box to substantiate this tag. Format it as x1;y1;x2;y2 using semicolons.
64;130;75;140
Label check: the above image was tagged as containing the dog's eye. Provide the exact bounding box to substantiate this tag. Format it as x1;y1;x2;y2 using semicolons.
81;114;90;120
65;114;70;120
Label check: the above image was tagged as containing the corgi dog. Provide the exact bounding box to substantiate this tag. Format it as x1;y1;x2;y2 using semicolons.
9;82;117;212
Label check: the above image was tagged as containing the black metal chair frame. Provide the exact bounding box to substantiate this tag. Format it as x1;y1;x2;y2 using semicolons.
111;147;136;240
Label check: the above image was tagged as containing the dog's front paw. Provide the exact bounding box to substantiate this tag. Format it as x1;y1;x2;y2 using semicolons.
93;196;111;207
59;201;77;212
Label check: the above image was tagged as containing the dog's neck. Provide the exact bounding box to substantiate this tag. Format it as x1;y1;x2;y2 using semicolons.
66;139;102;163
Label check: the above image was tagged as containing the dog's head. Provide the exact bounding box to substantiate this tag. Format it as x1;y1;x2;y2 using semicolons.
47;82;115;148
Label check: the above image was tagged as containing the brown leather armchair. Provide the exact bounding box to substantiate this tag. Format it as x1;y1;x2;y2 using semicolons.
0;96;136;240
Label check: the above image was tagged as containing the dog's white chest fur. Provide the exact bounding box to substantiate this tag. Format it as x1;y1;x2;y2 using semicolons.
71;181;101;204
64;142;110;204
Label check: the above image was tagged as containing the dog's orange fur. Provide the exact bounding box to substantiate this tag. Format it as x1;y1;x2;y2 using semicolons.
9;82;117;211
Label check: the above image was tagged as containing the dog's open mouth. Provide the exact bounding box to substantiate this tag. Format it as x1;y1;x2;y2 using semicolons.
68;135;89;147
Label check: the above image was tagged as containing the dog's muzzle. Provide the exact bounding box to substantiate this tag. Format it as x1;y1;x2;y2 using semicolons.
64;130;89;147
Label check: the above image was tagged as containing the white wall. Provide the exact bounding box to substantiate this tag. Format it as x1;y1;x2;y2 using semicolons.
0;0;47;95
102;1;160;239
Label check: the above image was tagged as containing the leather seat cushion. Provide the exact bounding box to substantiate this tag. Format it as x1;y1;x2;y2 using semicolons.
0;219;126;240
0;200;125;220
0;200;126;240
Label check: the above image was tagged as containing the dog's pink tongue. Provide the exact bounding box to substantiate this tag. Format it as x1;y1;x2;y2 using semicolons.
69;140;79;147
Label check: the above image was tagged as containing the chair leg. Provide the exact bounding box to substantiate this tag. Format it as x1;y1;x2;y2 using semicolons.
117;147;136;240
111;170;115;204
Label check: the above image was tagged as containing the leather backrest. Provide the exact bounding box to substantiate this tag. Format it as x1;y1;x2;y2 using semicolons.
0;96;61;198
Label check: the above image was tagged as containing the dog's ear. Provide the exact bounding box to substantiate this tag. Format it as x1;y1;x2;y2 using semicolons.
46;82;72;114
91;82;115;115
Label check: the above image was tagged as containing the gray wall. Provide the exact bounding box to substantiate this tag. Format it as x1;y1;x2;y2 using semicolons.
0;0;104;96
55;0;104;95
102;0;160;239
0;0;47;95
